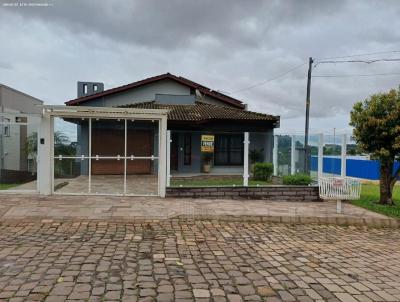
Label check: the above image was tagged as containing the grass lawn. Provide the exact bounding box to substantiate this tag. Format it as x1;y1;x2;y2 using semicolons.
0;184;18;190
171;178;271;187
351;184;400;219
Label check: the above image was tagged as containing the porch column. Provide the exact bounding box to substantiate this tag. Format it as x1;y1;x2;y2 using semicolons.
290;135;295;175
243;132;249;186
273;135;278;176
38;112;52;195
166;130;171;187
318;133;323;183
341;134;347;177
158;116;168;197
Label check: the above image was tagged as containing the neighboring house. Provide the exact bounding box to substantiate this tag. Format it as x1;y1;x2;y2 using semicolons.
0;84;43;183
65;73;280;176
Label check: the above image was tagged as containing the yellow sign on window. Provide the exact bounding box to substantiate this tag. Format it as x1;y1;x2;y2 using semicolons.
201;135;214;152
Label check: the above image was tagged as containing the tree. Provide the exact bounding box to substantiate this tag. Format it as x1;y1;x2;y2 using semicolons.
350;87;400;204
54;131;75;156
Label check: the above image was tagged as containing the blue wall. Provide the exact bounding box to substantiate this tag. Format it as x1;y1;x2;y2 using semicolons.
310;156;400;180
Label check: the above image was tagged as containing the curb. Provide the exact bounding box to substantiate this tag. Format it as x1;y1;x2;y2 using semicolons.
0;215;398;228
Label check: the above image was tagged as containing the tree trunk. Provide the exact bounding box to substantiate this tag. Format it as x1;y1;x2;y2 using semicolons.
379;161;394;205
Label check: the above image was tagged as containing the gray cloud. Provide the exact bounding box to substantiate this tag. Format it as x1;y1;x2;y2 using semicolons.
0;0;400;132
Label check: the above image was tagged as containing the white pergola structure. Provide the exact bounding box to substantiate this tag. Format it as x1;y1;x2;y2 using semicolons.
38;106;168;197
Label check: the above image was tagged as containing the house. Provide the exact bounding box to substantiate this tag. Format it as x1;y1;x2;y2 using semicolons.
0;84;43;184
64;73;279;179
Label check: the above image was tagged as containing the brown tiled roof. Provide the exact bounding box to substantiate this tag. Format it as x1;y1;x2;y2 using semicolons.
66;73;245;109
119;101;279;124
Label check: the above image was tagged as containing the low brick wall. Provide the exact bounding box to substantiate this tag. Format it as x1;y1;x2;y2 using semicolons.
166;186;320;201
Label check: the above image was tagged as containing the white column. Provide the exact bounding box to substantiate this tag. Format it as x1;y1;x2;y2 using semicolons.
318;133;323;183
243;132;249;186
38;112;52;195
341;134;347;177
123;119;127;195
166;130;171;187
88;118;92;193
273;135;278;176
291;135;295;175
158;116;167;197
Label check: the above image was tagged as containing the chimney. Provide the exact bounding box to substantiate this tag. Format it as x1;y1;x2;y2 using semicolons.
77;81;104;98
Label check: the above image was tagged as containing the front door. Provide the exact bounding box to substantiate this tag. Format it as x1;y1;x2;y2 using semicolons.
171;132;178;171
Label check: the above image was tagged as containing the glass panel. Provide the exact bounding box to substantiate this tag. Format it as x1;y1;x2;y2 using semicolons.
0;114;39;191
293;135;305;174
91;118;124;157
323;134;342;176
248;132;272;186
54;117;88;157
90;118;125;195
276;135;291;176
127;120;159;157
54;158;89;194
90;159;124;195
308;134;320;181
126;159;158;195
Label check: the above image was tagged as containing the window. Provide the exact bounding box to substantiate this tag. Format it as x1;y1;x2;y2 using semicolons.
83;84;88;94
214;134;243;166
93;84;98;92
184;133;191;165
3;118;10;137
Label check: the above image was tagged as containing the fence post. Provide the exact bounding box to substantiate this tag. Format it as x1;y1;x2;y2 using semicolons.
291;135;295;175
273;135;278;176
341;134;347;177
243;132;249;186
318;133;323;183
166;130;171;187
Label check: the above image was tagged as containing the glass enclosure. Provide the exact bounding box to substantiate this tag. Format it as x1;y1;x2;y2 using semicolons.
52;116;159;196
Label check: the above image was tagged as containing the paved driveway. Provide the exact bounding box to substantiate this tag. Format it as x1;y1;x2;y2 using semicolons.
0;220;399;302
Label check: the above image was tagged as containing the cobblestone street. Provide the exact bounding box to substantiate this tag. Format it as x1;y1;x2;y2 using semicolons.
0;220;399;302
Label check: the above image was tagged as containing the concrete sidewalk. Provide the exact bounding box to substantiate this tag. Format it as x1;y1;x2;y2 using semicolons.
0;194;397;227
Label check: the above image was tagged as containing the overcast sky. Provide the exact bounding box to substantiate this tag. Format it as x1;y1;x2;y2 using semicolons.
0;0;399;134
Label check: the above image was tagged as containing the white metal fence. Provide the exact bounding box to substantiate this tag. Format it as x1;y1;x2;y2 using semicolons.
319;177;361;200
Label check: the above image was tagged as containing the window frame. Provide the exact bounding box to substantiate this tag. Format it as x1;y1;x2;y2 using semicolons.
3;118;10;137
214;134;244;166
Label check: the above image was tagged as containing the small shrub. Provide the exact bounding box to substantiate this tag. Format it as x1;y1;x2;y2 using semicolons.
282;173;312;185
253;162;273;181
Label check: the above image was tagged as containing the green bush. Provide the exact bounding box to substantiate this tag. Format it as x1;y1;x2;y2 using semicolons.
253;163;273;181
282;173;312;185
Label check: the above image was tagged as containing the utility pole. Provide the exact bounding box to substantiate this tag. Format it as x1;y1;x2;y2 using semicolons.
304;57;313;174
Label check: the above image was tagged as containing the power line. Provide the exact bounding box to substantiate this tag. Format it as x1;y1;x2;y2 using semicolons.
312;72;400;78
231;63;306;93
314;58;400;67
317;50;400;60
